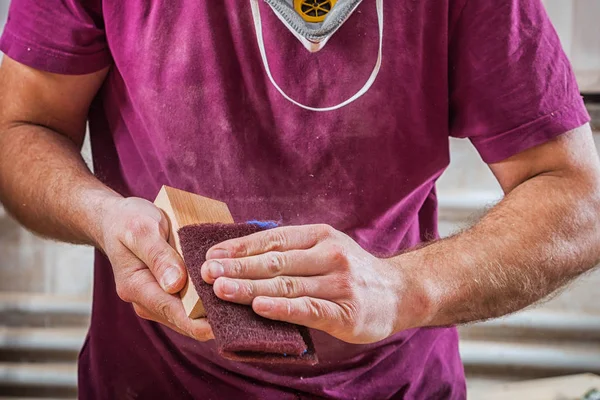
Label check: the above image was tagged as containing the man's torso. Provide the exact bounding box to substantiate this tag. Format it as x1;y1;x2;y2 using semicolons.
82;1;465;398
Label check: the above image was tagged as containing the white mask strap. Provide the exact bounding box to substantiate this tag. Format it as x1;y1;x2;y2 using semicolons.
250;0;384;112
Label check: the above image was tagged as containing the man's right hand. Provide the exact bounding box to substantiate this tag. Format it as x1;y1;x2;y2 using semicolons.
0;57;212;342
98;196;214;341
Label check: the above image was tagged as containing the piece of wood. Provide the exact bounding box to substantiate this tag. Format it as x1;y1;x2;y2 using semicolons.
153;186;234;319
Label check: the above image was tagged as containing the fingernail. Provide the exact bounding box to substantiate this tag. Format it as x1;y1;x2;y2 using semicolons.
254;298;274;312
208;261;224;279
207;248;229;259
221;279;239;295
162;267;182;290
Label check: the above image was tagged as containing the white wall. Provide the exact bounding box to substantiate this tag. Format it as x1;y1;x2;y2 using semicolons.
0;0;7;51
544;0;600;92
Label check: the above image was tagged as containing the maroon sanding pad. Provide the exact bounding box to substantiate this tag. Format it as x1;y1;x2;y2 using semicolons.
178;223;318;365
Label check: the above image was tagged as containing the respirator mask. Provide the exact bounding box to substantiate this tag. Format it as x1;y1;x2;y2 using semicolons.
249;0;384;112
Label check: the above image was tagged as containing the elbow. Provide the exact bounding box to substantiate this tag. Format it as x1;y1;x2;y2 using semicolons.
573;174;600;263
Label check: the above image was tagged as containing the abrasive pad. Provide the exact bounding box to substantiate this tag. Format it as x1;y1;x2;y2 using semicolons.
178;223;318;365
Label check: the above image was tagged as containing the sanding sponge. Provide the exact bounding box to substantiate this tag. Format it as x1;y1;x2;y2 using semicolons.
178;223;318;365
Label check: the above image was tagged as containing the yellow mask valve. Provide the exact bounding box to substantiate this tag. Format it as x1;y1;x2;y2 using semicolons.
294;0;338;23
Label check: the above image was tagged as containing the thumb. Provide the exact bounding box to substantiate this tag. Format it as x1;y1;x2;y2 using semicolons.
155;209;188;293
120;217;187;294
129;236;187;294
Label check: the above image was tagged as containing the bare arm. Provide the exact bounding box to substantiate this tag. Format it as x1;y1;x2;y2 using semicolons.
0;56;114;245
195;123;600;344
400;124;600;327
0;57;212;341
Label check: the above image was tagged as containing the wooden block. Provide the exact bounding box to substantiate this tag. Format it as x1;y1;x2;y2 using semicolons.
153;186;234;319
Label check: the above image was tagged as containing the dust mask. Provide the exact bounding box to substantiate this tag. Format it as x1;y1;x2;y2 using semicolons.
250;0;384;112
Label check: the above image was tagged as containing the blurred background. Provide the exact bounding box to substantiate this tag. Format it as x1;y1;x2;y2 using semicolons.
0;0;599;398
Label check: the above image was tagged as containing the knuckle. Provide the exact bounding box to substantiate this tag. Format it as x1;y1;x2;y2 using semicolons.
229;242;247;258
278;277;304;297
306;298;325;319
266;252;284;276
341;302;360;326
238;281;254;299
266;230;287;250
156;300;171;321
316;224;336;239
283;300;295;317
132;304;150;320
228;259;245;277
147;296;172;323
177;322;195;338
334;273;354;294
191;327;212;341
123;217;154;244
327;243;349;267
148;244;172;272
125;218;148;237
115;282;133;303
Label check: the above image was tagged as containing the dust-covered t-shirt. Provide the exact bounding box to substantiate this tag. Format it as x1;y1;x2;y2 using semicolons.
0;0;589;398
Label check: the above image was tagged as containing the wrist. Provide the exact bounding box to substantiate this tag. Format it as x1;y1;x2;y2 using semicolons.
83;188;123;249
387;252;440;331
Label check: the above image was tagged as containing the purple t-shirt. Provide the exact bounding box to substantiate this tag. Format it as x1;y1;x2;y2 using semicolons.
1;0;589;398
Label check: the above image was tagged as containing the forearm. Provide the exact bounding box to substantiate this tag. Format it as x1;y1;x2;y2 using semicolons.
396;169;600;328
0;123;121;246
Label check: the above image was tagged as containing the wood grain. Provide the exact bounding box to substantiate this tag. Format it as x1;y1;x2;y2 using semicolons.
154;186;234;319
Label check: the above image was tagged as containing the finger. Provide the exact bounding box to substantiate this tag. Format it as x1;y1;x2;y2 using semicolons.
132;303;189;336
162;295;215;341
206;224;336;259
252;296;343;332
126;268;214;341
111;242;151;302
212;275;340;305
176;311;215;341
120;213;187;293
138;304;214;341
201;248;329;283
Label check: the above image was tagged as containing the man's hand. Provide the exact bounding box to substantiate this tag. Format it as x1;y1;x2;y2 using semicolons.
199;126;600;338
0;58;212;342
99;197;214;341
201;224;426;344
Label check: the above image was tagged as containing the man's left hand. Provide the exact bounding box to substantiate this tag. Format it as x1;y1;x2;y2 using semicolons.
201;224;429;344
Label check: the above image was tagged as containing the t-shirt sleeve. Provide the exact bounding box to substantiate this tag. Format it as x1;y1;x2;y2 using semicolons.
0;0;111;75
448;0;590;164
